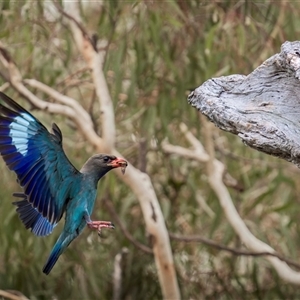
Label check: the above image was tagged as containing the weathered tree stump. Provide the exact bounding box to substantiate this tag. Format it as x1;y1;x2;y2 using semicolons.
188;41;300;166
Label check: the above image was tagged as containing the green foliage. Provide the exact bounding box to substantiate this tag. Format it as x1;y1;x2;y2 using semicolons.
1;1;300;299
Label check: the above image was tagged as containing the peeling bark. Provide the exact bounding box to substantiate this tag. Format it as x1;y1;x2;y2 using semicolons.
188;41;300;167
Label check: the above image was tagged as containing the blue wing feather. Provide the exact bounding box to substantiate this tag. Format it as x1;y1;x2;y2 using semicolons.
13;194;55;236
0;92;80;236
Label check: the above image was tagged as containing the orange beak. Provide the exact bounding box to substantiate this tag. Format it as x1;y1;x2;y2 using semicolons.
108;157;128;174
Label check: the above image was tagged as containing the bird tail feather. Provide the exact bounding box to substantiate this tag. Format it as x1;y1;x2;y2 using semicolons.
43;239;63;275
43;232;74;275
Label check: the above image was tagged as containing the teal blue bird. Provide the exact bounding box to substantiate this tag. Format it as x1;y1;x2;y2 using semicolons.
0;92;127;274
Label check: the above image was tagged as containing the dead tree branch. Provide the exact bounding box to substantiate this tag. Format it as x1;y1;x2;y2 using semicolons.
188;41;300;167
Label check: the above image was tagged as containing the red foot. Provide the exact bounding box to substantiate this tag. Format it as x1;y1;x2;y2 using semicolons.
87;220;115;236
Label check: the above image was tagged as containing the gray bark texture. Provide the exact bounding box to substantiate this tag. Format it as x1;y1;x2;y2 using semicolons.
188;41;300;167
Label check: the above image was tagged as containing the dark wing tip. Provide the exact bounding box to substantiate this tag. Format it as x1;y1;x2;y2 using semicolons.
12;195;55;236
0;92;28;114
52;123;63;144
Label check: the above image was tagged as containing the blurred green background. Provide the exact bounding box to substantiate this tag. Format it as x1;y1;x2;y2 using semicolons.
1;1;300;299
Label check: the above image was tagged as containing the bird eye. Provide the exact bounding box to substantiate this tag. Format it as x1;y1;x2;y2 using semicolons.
103;156;110;163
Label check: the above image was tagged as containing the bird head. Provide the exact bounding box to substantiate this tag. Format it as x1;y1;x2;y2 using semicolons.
81;154;128;179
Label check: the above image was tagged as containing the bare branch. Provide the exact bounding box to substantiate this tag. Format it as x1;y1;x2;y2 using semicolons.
52;0;97;52
196;191;215;218
201;101;300;284
24;79;92;125
180;122;206;153
56;67;90;87
0;43;75;118
0;290;29;300
169;233;300;270
162;139;209;162
188;41;300;167
0;43;103;148
113;247;129;300
0;82;10;92
164;121;300;285
61;1;115;152
103;198;153;254
110;158;181;299
24;78;102;144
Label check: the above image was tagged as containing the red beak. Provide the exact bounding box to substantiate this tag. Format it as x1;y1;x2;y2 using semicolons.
108;157;128;174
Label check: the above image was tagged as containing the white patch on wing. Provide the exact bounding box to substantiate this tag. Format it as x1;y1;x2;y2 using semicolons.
21;112;35;122
9;114;34;156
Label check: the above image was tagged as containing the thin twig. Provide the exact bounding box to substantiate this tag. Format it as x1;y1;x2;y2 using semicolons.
0;82;10;92
52;0;97;51
169;233;300;270
103;198;153;254
56;67;91;86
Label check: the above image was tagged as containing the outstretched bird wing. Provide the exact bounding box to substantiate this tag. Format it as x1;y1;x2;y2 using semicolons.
0;92;80;235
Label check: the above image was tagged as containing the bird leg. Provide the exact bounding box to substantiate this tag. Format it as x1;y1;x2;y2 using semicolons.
87;220;115;236
84;214;114;236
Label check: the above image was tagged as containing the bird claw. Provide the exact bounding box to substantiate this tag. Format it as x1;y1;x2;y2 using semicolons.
87;220;115;237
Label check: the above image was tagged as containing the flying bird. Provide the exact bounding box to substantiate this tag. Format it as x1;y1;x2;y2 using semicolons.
0;92;127;274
